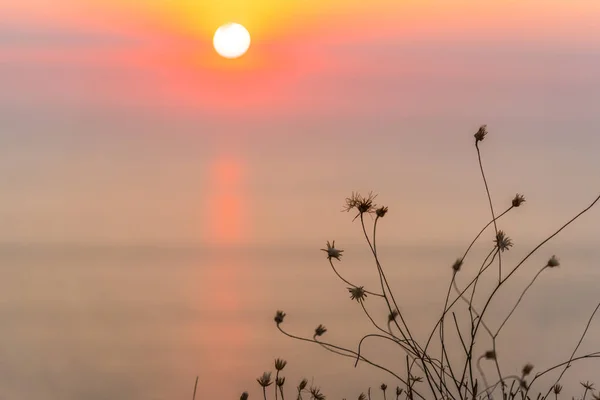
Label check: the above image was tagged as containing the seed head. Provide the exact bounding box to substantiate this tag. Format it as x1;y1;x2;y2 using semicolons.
474;125;488;143
240;392;249;400
348;286;367;302
521;363;534;377
298;378;308;391
452;258;463;273
314;324;327;338
494;231;513;252
553;384;563;394
343;192;378;220
512;193;526;207
276;377;286;387
547;255;560;268
396;387;404;397
358;394;367;400
376;206;389;218
321;240;344;261
274;358;287;371
582;381;595;391
257;372;273;388
484;350;496;360
309;386;326;400
274;310;286;325
381;384;388;391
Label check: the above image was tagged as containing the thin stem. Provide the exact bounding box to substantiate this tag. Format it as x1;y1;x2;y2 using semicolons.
475;141;501;283
277;325;426;399
476;355;492;400
495;265;548;337
192;376;198;400
543;302;600;399
328;258;383;297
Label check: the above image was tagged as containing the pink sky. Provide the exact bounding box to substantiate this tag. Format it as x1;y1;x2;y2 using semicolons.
1;0;600;247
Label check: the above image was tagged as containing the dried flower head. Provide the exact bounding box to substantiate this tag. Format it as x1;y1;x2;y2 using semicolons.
376;206;389;218
276;377;286;387
274;358;287;371
274;310;286;325
396;387;404;396
348;286;367;302
314;324;327;338
358;394;367;400
343;191;378;220
257;372;273;387
452;258;463;273
494;231;513;252
553;384;562;394
582;381;595;391
388;309;399;322
309;386;326;400
521;363;534;377
474;125;488;143
321;240;344;261
484;350;496;360
547;255;560;268
381;383;388;391
240;392;249;400
298;378;308;391
512;193;526;207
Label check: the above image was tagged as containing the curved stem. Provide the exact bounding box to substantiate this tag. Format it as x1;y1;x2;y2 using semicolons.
495;265;548;337
328;258;383;297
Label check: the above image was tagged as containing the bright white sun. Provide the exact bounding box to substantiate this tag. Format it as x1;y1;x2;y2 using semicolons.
213;23;251;59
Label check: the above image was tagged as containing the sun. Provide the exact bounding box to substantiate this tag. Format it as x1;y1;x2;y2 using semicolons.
213;23;251;59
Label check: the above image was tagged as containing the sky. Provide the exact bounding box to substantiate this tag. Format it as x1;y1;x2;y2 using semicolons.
2;0;600;248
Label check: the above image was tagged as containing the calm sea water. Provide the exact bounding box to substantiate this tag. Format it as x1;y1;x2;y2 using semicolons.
1;243;599;399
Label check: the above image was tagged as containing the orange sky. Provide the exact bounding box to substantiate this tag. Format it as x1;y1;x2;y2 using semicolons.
2;0;600;247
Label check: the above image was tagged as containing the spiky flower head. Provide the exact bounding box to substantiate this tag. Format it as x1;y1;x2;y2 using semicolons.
553;384;562;394
257;372;273;387
274;310;286;325
314;324;327;338
298;378;308;391
388;309;399;322
343;191;378;220
274;358;287;371
396;387;404;397
348;286;367;302
240;392;249;400
376;206;389;218
309;386;326;400
474;125;488;143
484;350;497;360
452;258;463;273
521;363;534;377
512;193;526;207
358;394;367;400
582;381;595;391
321;240;344;261
547;255;560;268
494;231;513;252
276;377;286;387
381;383;388;391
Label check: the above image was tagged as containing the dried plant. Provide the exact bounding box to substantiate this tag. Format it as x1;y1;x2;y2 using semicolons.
240;126;600;400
